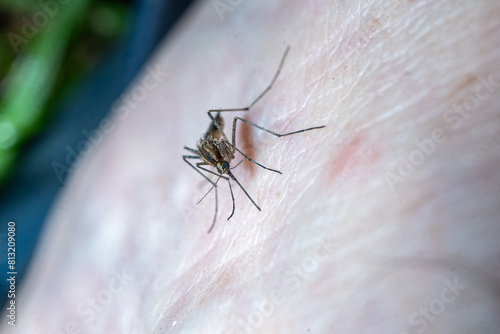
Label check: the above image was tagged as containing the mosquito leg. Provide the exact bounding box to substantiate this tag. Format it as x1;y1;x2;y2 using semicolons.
232;116;325;142
183;155;214;185
197;175;222;205
184;146;199;154
221;138;282;174
185;151;228;180
183;156;226;233
224;117;324;172
183;148;233;180
207;184;218;234
206;46;291;140
183;157;227;185
196;164;229;180
228;171;261;212
241;45;289;111
226;178;236;220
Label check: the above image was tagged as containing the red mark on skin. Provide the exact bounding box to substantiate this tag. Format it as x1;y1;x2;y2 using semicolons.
327;133;380;182
237;115;256;176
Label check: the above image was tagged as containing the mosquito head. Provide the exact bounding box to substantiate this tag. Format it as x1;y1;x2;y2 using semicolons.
216;161;230;174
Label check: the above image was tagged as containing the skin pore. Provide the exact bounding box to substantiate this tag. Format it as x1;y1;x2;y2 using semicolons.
3;0;499;333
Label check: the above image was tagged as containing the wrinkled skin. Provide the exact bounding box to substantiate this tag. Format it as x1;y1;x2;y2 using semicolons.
3;0;500;333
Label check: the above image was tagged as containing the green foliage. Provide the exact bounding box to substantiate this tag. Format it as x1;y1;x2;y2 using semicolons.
0;0;130;185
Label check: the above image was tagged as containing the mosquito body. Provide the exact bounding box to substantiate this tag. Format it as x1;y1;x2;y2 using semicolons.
182;46;325;233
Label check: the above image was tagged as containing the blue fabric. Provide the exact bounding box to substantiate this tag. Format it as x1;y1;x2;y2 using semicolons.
0;0;194;309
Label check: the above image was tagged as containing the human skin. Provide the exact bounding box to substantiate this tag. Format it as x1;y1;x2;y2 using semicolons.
3;0;500;333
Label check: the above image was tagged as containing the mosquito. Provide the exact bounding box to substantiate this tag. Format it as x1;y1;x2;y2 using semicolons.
182;46;325;233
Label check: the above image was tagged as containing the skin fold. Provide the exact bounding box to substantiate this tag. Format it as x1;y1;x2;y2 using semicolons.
3;0;499;333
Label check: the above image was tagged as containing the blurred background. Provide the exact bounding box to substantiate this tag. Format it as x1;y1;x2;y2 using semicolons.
0;0;194;309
